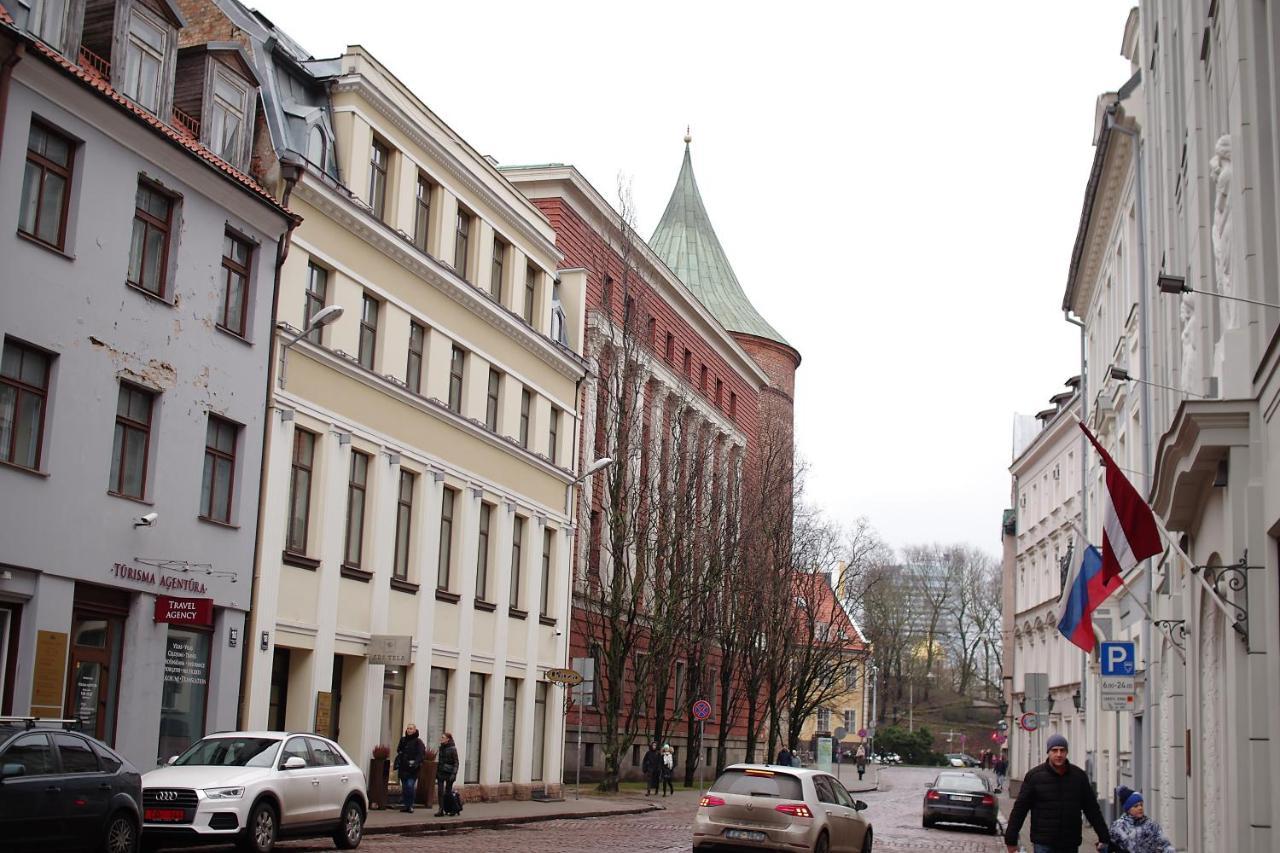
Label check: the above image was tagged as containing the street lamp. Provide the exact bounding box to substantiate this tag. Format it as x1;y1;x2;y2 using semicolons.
1157;274;1280;310
1108;364;1208;399
908;672;935;733
278;304;344;388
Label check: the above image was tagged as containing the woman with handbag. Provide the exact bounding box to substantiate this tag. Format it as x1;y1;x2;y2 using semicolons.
435;732;460;816
394;723;426;813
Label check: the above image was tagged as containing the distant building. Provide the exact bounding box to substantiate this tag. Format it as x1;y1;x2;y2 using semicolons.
796;573;871;757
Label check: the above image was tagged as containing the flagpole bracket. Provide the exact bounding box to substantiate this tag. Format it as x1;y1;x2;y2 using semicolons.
1153;619;1188;653
1189;551;1255;643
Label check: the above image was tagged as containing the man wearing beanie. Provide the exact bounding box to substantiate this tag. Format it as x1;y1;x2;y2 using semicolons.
1108;788;1176;852
1004;733;1110;853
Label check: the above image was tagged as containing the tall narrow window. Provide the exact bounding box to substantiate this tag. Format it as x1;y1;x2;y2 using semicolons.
344;451;369;567
427;667;449;746
200;416;237;524
437;487;455;589
0;340;51;470
110;383;154;499
127;182;172;297
407;321;425;393
358;294;379;370
304;263;328;343
394;469;414;580
500;678;517;782
219;233;252;337
683;349;692;379
19;122;73;249
602;275;613;312
369;139;389;220
665;332;674;363
539;528;553;617
485;369;500;430
647;317;656;349
715;378;723;409
523;265;537;324
286;429;315;554
699;365;708;394
454;210;471;280
510;515;524;608
476;503;492;601
519;389;531;448
490;238;505;301
121;8;166;113
729;392;737;419
413;174;432;252
465;673;485;783
548;408;559;464
208;70;250;168
448;346;465;413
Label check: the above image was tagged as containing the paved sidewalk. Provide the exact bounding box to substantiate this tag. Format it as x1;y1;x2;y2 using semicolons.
365;791;659;835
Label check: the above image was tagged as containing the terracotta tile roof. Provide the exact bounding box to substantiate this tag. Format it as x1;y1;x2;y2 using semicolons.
1;13;295;221
794;572;870;652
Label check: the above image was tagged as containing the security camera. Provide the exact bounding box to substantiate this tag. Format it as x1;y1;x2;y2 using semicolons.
554;627;563;637
134;512;158;528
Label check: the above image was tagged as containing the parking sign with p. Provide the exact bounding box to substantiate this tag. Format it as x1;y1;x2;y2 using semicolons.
1100;642;1136;676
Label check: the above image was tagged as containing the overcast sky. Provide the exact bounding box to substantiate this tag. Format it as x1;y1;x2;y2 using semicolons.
256;0;1135;558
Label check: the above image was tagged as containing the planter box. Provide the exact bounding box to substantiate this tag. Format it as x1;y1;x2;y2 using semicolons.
368;757;389;809
416;761;437;806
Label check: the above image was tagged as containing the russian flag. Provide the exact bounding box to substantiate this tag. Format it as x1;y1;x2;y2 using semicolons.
1057;533;1122;652
1078;421;1163;584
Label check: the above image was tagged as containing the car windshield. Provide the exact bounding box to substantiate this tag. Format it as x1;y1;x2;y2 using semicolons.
175;737;280;767
935;774;987;792
710;769;804;800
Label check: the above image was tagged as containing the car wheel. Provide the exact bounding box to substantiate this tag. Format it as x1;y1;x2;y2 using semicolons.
860;830;872;853
922;815;932;828
238;801;278;853
332;797;365;849
104;812;138;853
813;831;830;853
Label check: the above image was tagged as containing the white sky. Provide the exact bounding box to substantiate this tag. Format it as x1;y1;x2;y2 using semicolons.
255;0;1135;557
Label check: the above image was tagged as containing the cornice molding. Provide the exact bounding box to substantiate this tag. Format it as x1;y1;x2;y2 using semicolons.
330;75;558;261
1150;399;1255;527
293;178;586;381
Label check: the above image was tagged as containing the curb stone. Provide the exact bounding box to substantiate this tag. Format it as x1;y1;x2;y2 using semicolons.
364;803;661;836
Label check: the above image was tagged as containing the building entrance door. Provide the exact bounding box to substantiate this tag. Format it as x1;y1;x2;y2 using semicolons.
64;612;123;743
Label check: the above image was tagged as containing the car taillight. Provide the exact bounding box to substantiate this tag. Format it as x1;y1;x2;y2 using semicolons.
700;795;725;807
981;794;996;806
926;790;941;800
775;803;813;818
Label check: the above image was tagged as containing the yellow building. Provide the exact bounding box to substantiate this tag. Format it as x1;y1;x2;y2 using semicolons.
797;574;873;758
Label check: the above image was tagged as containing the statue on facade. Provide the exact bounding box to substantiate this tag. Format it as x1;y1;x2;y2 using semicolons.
1209;134;1235;331
1179;295;1203;396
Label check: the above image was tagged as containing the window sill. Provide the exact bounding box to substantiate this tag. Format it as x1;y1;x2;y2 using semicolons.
508;607;527;621
473;599;497;612
0;459;50;479
435;588;461;604
538;615;556;627
282;551;321;571
216;325;253;346
107;490;154;506
125;281;174;306
390;578;419;594
16;229;74;260
197;515;239;530
340;565;373;582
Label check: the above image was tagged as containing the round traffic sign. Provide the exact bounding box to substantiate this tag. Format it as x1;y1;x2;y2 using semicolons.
857;728;867;739
691;699;712;720
1019;712;1039;732
545;667;583;686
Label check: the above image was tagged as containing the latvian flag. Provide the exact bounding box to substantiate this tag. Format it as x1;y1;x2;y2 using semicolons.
1077;421;1162;585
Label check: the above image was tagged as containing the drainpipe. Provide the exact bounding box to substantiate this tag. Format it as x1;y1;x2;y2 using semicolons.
236;159;304;728
1064;309;1090;784
0;43;26;160
1105;105;1154;800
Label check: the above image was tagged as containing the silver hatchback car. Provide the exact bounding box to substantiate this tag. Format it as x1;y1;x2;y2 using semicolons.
692;764;873;853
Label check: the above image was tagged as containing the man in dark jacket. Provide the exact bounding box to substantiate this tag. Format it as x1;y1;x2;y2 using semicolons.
1005;734;1109;853
394;724;426;813
641;742;660;796
776;746;793;767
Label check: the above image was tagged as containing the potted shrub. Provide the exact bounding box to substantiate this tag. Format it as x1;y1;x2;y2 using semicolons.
368;744;390;809
417;747;438;807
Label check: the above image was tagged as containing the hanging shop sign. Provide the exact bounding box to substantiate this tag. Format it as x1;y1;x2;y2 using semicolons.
154;596;214;627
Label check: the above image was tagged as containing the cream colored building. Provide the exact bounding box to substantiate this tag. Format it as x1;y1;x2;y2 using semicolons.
194;2;587;799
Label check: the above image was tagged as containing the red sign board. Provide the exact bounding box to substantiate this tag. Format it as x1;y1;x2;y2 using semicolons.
154;596;214;627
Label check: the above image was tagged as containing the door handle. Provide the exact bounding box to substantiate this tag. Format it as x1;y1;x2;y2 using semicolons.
45;786;62;793
99;783;112;790
340;776;348;783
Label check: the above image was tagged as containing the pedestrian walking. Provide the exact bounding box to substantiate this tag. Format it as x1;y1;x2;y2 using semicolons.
660;743;675;796
775;745;793;767
434;732;459;816
393;723;426;813
855;745;867;781
641;741;661;796
1107;788;1175;853
994;754;1008;792
1004;734;1110;853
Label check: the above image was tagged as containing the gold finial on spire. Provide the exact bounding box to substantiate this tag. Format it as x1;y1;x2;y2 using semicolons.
684;125;692;145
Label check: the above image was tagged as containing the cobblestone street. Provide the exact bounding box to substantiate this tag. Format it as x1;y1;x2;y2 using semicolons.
268;765;1008;853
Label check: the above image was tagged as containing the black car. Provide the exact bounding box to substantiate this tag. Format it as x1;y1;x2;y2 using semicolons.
0;718;143;853
922;770;998;833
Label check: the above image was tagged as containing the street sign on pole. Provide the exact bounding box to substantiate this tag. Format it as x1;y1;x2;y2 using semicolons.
691;699;712;721
1100;642;1136;712
1100;642;1136;676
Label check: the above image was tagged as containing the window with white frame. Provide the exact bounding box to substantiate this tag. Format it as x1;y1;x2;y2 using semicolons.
208;69;251;169
817;707;831;732
121;7;168;113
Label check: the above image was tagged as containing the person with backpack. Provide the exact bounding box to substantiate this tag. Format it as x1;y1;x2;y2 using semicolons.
393;723;426;813
660;743;675;796
434;732;459;816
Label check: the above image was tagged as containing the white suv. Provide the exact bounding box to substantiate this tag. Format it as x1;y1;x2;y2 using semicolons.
141;731;366;853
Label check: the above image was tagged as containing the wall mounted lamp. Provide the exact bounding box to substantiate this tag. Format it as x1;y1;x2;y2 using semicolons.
1158;275;1280;310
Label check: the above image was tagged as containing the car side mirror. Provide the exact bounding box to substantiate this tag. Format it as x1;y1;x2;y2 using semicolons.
0;763;25;780
283;756;307;770
853;799;868;811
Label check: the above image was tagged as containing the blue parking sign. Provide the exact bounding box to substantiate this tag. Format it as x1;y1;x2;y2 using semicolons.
1100;642;1136;676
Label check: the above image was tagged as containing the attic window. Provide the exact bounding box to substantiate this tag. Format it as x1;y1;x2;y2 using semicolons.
307;125;327;170
122;7;168;113
209;69;251;168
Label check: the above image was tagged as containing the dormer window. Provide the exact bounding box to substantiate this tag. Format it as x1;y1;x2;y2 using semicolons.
307;125;328;171
208;69;250;165
25;0;83;56
121;6;167;112
173;43;260;172
78;0;181;119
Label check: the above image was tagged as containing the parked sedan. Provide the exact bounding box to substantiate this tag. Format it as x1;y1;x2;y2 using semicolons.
693;764;873;853
922;771;998;833
0;718;143;853
142;731;366;853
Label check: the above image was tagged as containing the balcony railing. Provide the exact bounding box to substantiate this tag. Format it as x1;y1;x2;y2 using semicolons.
172;107;200;138
77;45;110;79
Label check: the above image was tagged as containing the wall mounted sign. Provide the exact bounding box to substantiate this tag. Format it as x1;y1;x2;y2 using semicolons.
154;596;214;627
367;635;412;666
30;630;69;715
112;562;207;594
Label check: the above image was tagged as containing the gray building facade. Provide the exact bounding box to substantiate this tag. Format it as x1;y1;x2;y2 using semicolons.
0;1;293;771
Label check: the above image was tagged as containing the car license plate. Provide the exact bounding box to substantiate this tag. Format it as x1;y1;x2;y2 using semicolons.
145;808;186;822
726;829;767;842
950;795;972;802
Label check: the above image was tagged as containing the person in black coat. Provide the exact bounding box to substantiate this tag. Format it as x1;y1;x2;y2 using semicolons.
775;746;793;767
1004;734;1110;853
641;742;660;796
434;732;459;816
393;724;426;813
